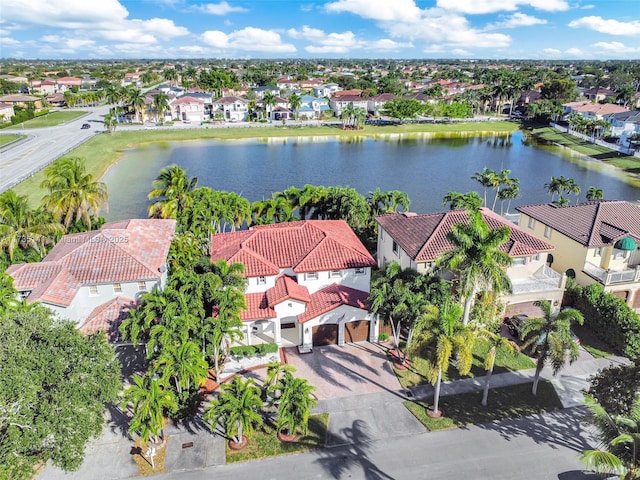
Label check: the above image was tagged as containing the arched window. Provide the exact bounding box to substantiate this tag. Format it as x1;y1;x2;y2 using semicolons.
546;253;554;267
566;268;576;279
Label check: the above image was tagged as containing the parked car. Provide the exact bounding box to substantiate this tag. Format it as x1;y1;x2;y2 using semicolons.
81;123;91;129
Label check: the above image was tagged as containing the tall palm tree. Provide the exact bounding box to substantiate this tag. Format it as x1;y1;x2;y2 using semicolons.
40;157;108;229
147;165;198;219
340;102;356;129
125;87;146;123
209;286;246;382
586;186;604;201
471;167;497;208
497;181;520;215
153;341;208;395
276;374;317;437
153;92;170;124
263;361;297;405
581;394;640;480
262;91;277;121
0;191;64;261
442;191;482;211
204;376;264;446
121;373;177;445
409;298;474;417
288;93;301;119
437;211;512;326
545;176;562;203
477;327;516;406
519;300;584;395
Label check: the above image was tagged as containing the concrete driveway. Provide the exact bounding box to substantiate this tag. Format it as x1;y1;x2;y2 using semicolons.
283;342;403;400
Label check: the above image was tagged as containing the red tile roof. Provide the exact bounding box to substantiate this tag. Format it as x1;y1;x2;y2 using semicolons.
8;219;176;306
266;275;311;307
210;220;375;277
298;284;369;323
376;208;554;262
516;200;640;247
239;292;276;321
170;95;204;105
80;297;137;342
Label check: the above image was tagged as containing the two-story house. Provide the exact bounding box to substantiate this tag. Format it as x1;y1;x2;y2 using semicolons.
376;209;566;317
7;219;176;340
329;94;369;117
212;96;249;122
170;95;207;122
297;94;330;120
209;220;378;352
516;200;640;312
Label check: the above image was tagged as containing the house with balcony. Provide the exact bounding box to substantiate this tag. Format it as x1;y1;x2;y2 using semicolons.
376;209;566;317
603;110;640;149
7;219;176;339
209;220;379;352
516;200;640;312
170;95;207;122
212;96;248;122
329;94;369;117
297;94;331;120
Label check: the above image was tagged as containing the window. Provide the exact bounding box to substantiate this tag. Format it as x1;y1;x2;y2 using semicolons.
113;283;122;294
89;285;98;295
256;276;267;285
137;281;146;291
544;226;552;239
354;267;365;276
330;270;341;278
513;257;527;266
532;254;540;262
305;272;318;281
392;241;399;255
528;217;535;229
594;247;602;257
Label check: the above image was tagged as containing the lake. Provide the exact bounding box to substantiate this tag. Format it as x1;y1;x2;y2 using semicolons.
103;131;640;221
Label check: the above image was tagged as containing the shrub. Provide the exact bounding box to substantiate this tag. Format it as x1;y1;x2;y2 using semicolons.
378;333;389;342
569;283;640;359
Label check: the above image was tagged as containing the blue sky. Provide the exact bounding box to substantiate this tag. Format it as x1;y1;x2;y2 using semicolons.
1;0;639;60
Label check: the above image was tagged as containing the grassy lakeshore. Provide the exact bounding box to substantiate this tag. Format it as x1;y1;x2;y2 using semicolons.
13;121;519;206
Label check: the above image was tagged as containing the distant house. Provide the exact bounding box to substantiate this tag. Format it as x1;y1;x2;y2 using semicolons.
516;201;640;312
0;94;43;110
212;96;249;122
603;110;640;148
251;86;279;99
312;83;341;98
562;101;628;121
209;220;379;351
376;209;566;317
7;219;177;337
582;87;617;103
297;94;330;119
56;76;82;91
0;102;15;122
170;95;207;122
367;93;396;115
329;94;369;117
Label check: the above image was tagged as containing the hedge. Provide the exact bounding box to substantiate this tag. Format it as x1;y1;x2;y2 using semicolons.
570;283;640;359
229;342;279;358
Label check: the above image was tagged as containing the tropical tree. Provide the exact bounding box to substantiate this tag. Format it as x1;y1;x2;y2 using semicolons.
204;376;264;446
121;373;177;445
437;211;513;325
276;374;317;437
442;191;482;211
209;286;246;382
153;340;208;395
340;102;356;129
367;188;411;217
263;361;297;405
40;157;108;229
519;300;584;395
477;327;516;406
262;91;277;121
288;93;301;119
148;165;198;219
0;272;20;313
471;167;497;208
497;181;520;215
103;110;117;133
409;298;474;417
580;394;640;480
152;92;170;124
586;186;604;201
124;87;146;123
0;191;63;261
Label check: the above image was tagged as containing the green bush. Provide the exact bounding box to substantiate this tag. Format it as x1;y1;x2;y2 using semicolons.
378;333;390;341
230;343;278;357
570;283;640;359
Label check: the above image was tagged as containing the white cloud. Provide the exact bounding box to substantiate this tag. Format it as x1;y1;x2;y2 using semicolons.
487;13;547;29
132;18;189;38
65;38;96;49
202;27;296;53
0;37;20;45
592;41;640;54
436;0;568;14
1;0;129;28
542;47;561;55
451;48;473;56
568;16;640;36
565;47;585;57
325;0;423;22
367;38;414;50
195;1;248;15
41;35;60;43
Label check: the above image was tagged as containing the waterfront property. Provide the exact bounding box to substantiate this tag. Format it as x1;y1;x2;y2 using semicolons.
209;219;379;351
516;200;640;312
6;219;176;337
375;208;566;316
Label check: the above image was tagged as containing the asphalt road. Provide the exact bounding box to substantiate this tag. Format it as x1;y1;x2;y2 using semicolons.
156;408;595;480
0;106;111;193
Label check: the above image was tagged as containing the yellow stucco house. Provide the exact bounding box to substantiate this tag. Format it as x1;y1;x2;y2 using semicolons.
516;200;640;312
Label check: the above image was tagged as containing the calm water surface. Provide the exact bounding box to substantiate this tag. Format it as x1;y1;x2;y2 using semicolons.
103;131;640;221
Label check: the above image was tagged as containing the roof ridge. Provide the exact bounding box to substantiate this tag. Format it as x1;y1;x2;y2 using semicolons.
415;211;449;260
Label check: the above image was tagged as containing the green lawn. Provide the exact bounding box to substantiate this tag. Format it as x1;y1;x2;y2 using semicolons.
404;381;562;431
393;338;535;389
20;111;88;128
572;324;619;359
0;134;22;146
11;120;519;207
225;412;329;463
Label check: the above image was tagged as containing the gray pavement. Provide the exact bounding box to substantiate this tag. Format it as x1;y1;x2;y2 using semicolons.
36;345;629;480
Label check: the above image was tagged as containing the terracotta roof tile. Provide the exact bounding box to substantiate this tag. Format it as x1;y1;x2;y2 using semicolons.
298;284;369;323
239;292;276;321
516;201;640;247
266;275;311;307
80;297;137;342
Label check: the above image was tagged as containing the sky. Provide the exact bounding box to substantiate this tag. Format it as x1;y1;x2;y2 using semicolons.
1;0;639;60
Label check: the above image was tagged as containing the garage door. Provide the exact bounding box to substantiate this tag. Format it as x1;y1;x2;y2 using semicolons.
505;301;544;318
344;320;369;343
312;325;338;346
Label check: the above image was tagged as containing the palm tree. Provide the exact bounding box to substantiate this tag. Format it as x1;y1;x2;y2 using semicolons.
581;394;639;480
586;186;604;201
340;102;356;129
442;191;482;211
147;165;198;219
40;157;108;229
263;361;297;405
104;110;117;133
477;328;516;406
276;374;316;437
497;181;520;215
153;340;208;395
0;272;20;313
519;300;584;395
288;93;301;119
437;211;512;326
471;168;497;208
104;84;121;106
409;298;474;417
544;176;562;203
204;376;264;446
153;92;170;124
124;87;146;123
263;91;277;121
565;177;581;204
353;107;367;129
209;287;246;382
0;191;64;261
121;373;177;445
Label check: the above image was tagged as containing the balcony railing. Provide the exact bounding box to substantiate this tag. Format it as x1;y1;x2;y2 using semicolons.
511;265;565;295
583;262;640;285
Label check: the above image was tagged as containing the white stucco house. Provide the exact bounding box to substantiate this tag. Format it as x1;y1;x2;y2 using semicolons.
212;96;249;122
376;209;567;317
7;219;176;340
209;220;379;352
170;95;207;122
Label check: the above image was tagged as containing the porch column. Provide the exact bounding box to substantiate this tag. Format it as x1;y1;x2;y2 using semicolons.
273;318;282;345
245;324;252;346
369;316;378;342
635;266;640;282
338;323;345;346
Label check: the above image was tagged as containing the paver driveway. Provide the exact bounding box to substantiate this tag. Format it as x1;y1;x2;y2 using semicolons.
283;341;403;400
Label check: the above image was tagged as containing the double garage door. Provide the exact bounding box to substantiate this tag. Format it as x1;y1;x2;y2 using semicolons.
312;320;370;346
